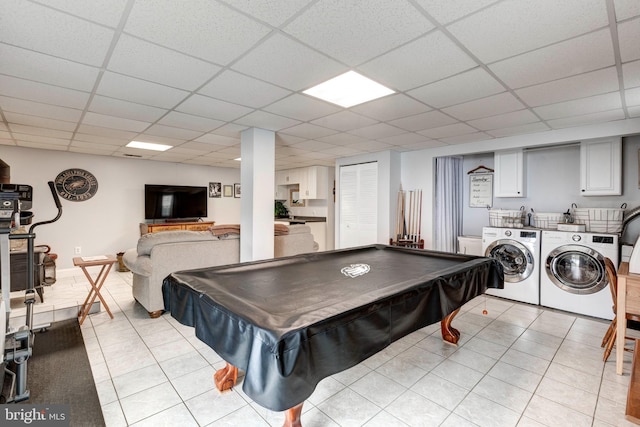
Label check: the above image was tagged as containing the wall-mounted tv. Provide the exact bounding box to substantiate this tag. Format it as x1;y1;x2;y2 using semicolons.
145;184;208;220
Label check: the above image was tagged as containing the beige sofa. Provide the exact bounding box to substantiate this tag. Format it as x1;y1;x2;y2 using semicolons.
123;224;317;317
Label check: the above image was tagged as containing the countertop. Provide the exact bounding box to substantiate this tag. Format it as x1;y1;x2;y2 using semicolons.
275;216;326;223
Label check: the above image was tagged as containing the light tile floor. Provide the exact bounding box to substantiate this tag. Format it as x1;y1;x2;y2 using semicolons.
9;267;640;427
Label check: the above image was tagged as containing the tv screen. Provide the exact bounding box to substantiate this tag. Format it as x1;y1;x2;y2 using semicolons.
145;184;208;220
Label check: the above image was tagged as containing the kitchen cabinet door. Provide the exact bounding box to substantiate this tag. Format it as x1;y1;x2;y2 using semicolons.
494;149;525;198
580;137;622;196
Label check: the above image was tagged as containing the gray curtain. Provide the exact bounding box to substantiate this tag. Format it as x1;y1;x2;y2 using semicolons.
435;156;463;253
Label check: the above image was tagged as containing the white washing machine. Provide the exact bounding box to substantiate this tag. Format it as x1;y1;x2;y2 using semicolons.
540;230;618;320
482;227;541;305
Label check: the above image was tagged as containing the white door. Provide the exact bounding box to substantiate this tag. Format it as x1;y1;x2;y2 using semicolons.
339;162;378;248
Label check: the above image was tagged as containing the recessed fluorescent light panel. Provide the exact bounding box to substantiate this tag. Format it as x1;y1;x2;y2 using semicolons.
126;141;172;151
303;71;395;108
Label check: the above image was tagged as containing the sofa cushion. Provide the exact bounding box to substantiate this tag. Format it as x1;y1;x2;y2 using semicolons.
137;230;220;256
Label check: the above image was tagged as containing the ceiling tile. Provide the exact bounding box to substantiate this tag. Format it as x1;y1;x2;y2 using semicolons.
447;0;608;63
0;75;89;109
486;122;550;138
76;124;138;139
4;112;77;131
547;109;626;129
36;0;129;27
389;110;458;132
125;0;270;65
619;17;640;62
351;94;431;121
280;123;338;139
107;35;221;91
209;123;247;138
360;31;477;91
194;133;239;146
8;124;73;140
418;122;477;139
629;105;640;117
73;133;130;145
263;94;342;122
0;96;82;122
534;92;622;120
347;140;394;152
415;0;499;25
10;132;71;146
143;124;204;140
220;0;313;27
2;0;114;66
0;44;100;92
198;70;291;108
97;72;189;109
133;134;185;146
377;132;430;145
468;110;539;131
623;61;640;88
318;145;366;157
284;0;433;66
70;140;121;151
89;95;168;122
441;132;492;145
310;111;378;132
348;123;405;139
70;145;120;156
627;87;640;106
232;33;345;91
489;30;615;89
158;112;224;133
290;140;338;152
15;140;68;151
176;94;254;122
397;140;447;150
234;111;301;131
314;132;368;145
82;112;150;132
408;68;505;108
516;67;620;107
443;92;526;121
614;0;640;21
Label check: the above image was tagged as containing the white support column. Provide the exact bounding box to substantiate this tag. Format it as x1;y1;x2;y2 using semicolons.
240;128;275;262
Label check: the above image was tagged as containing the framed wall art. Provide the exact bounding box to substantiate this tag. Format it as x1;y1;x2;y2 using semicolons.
223;185;233;197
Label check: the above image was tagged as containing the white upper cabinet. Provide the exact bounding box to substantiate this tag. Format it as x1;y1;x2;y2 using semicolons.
580;137;622;196
299;166;328;199
494;149;525;198
274;166;329;199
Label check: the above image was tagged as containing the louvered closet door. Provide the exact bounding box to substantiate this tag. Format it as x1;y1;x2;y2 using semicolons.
339;162;378;248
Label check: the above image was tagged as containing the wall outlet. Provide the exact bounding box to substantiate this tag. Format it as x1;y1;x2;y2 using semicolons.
74;246;81;255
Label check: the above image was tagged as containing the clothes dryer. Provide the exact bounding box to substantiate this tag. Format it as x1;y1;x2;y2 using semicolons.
482;227;541;304
540;230;618;320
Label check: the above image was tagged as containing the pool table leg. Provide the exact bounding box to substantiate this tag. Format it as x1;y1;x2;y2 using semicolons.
283;403;303;427
441;308;461;345
214;362;238;392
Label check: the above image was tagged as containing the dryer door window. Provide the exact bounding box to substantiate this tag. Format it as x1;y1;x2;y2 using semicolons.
546;245;606;294
485;239;534;283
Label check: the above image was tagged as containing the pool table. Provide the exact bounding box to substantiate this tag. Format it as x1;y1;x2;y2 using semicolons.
163;244;503;426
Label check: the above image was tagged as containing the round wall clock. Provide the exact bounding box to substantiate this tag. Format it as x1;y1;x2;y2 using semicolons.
54;168;98;202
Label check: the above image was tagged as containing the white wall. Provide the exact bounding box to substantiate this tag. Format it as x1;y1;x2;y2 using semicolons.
2;146;241;269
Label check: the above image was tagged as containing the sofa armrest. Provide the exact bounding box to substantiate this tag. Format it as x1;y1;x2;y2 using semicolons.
123;248;152;277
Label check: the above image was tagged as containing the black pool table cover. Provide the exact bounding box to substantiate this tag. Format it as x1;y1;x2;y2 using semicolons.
163;244;503;411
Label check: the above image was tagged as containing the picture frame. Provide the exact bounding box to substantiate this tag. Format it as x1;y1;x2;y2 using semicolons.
209;182;221;198
223;185;233;197
234;183;241;198
289;187;305;207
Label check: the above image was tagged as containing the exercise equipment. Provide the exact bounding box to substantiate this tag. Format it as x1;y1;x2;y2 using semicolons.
0;181;62;402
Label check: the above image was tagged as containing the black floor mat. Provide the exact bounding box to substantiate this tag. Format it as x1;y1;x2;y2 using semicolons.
19;318;105;427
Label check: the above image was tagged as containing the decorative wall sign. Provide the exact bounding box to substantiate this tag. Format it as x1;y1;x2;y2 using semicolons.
54;168;98;202
469;174;493;208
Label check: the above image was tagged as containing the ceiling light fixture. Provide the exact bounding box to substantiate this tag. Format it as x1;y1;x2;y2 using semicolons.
303;71;395;108
126;141;172;151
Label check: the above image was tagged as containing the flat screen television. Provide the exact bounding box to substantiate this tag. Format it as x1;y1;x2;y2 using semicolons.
144;184;208;220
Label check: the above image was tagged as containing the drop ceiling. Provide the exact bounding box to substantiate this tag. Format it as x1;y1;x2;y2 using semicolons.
1;0;639;169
